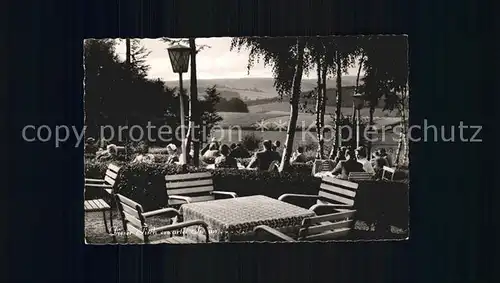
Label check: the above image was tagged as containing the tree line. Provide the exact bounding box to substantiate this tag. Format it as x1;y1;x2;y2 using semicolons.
231;35;409;171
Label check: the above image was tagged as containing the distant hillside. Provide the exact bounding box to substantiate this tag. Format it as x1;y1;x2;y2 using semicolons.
166;76;362;101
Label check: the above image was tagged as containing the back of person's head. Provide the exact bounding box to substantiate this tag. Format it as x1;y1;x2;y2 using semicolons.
230;143;237;150
297;146;304;153
236;143;243;148
209;142;219;151
220;144;230;156
271;145;277;151
274;140;281;148
379;148;387;155
356;146;367;159
263;140;272;150
166;143;177;153
107;144;118;155
345;149;356;160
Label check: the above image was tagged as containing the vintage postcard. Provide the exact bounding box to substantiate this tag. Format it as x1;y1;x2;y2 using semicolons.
83;36;409;244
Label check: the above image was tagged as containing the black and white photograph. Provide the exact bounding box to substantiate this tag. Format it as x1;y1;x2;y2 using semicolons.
83;35;409;244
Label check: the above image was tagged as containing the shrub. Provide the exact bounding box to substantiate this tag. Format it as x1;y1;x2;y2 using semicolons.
241;133;262;151
84;159;320;211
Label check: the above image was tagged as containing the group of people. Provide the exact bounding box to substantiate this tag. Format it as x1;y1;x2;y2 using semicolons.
201;139;282;170
325;145;393;179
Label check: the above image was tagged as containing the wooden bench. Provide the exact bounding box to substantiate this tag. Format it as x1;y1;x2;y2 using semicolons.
348;172;374;182
115;194;210;244
84;163;121;236
279;176;359;214
165;172;237;206
382;166;396;181
254;210;356;242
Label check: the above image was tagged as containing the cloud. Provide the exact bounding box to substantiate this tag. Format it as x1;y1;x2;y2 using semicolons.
114;37;362;81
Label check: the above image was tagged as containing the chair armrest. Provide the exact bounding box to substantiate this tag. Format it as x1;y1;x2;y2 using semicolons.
278;194;319;203
309;203;353;214
253;225;296;242
169;195;192;203
155;220;210;243
143;208;181;218
211;191;238;198
85;178;106;183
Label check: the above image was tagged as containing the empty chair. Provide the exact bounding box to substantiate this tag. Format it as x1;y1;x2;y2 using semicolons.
115;194;210;244
254;210;356;242
348;172;374;182
382;166;396;181
165;172;237;206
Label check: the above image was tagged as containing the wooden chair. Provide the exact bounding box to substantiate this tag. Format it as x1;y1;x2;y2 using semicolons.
84;163;121;236
254;210;356;242
278;176;359;214
348;172;374;182
115;194;210;244
382;166;396;181
165;172;237;206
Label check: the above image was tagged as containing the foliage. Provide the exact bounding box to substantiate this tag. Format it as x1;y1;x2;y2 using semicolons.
240;133;262;151
84;159;320;210
83;39;222;146
216;97;249;113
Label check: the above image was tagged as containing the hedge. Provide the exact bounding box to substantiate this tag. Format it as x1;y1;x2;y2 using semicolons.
85;159;319;211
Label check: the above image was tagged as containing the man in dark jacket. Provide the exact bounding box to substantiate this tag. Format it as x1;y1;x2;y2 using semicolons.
247;140;280;170
331;149;365;179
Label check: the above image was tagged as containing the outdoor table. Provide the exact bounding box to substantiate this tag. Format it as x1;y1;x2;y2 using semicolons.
179;195;316;242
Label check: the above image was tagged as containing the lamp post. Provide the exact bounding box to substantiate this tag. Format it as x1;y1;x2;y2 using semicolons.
352;93;365;150
167;44;191;165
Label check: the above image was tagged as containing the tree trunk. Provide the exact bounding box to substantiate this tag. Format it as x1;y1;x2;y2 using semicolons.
187;38;200;166
333;51;343;155
125;39;131;158
279;38;306;172
315;55;323;159
320;59;327;158
352;54;364;123
368;106;375;160
126;39;131;66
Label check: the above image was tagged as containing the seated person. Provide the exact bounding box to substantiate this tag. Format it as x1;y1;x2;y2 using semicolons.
165;143;179;164
378;148;393;167
271;140;282;160
132;143;155;164
214;144;238;168
247;140;280;171
372;150;389;178
290;146;307;164
355;146;375;175
201;142;220;164
329;149;365;179
228;143;251;158
96;144;118;161
332;146;348;167
84;137;98;155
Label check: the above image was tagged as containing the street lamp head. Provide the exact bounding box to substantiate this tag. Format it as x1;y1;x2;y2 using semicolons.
353;93;365;109
167;44;191;73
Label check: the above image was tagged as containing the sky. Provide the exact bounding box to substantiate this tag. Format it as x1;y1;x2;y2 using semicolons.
114;37;362;81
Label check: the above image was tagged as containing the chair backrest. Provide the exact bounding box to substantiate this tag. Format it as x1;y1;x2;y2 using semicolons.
115;194;148;241
348;172;373;182
312;159;334;176
165;172;215;205
104;163;121;188
382;166;396;181
317;176;359;207
298;210;356;240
